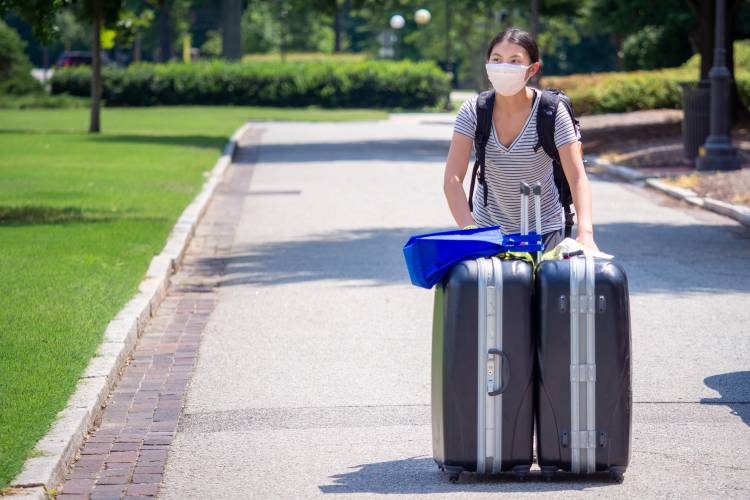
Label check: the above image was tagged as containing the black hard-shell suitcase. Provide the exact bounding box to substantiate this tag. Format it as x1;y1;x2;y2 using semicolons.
535;255;632;481
431;183;543;482
431;256;535;482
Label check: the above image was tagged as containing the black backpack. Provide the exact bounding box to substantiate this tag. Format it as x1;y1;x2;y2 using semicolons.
468;87;581;238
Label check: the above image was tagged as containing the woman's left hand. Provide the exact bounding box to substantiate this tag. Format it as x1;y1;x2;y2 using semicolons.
576;232;600;253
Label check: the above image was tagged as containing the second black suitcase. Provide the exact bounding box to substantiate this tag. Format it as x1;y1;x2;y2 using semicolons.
535;255;632;481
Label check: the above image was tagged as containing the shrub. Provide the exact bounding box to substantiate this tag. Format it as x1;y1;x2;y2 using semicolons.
738;74;750;113
0;19;42;95
542;68;691;114
620;25;693;71
50;59;451;109
542;39;750;115
681;40;750;75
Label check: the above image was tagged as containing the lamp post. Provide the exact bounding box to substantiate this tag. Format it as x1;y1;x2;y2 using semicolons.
696;0;740;171
387;10;430;60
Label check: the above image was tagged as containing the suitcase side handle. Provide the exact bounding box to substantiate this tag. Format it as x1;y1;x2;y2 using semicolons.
487;348;510;396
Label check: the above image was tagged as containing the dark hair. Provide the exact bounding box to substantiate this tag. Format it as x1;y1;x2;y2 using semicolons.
485;27;540;63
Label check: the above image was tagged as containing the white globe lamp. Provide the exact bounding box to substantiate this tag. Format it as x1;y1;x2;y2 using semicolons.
414;8;431;25
390;14;405;30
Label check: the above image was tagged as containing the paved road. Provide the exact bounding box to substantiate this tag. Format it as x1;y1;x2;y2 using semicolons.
160;114;750;499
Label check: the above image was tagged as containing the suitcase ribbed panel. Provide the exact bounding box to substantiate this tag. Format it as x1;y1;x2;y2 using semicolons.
535;258;632;477
432;257;534;477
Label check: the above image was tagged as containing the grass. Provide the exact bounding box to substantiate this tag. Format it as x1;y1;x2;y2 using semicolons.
0;105;386;488
0;92;90;109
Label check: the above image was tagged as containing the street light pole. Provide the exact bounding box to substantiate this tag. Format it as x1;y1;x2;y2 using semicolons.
696;0;740;171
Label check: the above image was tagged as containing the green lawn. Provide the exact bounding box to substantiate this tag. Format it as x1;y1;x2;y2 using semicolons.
0;105;387;489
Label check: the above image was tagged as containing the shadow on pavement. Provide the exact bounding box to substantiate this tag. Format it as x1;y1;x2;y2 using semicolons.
595;222;750;294
212;222;749;293
318;456;617;494
255;139;451;163
217;226;438;288
702;371;750;428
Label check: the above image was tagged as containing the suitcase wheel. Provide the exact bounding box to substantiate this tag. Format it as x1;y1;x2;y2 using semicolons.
609;469;625;483
513;465;531;481
444;466;463;483
540;466;557;481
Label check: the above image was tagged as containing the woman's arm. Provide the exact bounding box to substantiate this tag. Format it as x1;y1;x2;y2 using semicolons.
558;141;600;252
444;131;476;228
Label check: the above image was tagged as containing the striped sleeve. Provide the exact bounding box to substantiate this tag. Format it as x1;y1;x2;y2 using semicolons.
553;100;580;149
453;96;477;140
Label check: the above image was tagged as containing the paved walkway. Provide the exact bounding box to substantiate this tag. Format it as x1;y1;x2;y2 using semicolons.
58;114;749;498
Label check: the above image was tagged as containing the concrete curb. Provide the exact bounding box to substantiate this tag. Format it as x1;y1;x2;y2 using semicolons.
645;178;750;228
586;154;750;229
6;122;252;499
585;155;652;183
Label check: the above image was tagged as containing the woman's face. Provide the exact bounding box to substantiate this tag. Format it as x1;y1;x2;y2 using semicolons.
487;40;539;79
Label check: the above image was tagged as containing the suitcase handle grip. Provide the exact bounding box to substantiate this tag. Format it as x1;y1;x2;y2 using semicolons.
487;348;510;396
562;249;584;259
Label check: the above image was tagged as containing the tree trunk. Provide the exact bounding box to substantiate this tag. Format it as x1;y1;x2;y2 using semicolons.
89;0;102;133
222;0;242;60
333;0;341;53
529;0;541;88
134;32;142;63
279;4;287;63
611;33;624;70
159;0;172;62
689;0;742;122
689;0;715;81
444;0;453;87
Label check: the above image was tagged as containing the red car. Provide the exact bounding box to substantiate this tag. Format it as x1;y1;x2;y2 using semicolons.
55;51;112;68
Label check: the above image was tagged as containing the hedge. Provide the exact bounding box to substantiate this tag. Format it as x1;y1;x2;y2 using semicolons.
542;40;750;115
50;60;452;109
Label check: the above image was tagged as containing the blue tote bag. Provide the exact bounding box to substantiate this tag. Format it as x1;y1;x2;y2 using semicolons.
402;226;542;289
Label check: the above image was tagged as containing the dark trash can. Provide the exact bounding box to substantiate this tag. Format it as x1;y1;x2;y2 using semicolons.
680;80;711;161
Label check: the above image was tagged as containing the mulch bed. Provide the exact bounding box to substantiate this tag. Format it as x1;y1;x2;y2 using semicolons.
585;123;750;207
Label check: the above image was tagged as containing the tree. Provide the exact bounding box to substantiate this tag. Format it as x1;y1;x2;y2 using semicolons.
0;19;43;94
240;0;333;55
0;0;123;132
75;0;124;132
585;0;694;70
114;5;154;63
156;0;170;61
221;0;242;60
55;8;87;51
585;0;750;120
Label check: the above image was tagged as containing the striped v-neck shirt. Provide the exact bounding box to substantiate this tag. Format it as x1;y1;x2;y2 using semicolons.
453;88;580;234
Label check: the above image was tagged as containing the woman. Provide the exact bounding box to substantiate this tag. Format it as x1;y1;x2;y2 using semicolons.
443;27;599;254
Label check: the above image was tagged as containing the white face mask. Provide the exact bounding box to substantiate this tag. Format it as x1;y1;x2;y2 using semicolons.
485;63;532;96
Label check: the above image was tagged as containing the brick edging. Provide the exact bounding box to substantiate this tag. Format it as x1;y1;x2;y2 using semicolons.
586;154;750;229
7;122;252;498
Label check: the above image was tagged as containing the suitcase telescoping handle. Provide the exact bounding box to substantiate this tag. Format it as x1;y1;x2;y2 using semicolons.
487;348;511;396
519;182;530;235
519;181;543;261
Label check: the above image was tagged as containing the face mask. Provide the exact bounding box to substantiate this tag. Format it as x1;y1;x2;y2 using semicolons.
485;63;532;96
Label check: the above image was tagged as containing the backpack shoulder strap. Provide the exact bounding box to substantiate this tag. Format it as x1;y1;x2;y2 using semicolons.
475;89;495;149
535;87;581;156
534;88;562;159
468;89;495;212
535;87;581;237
